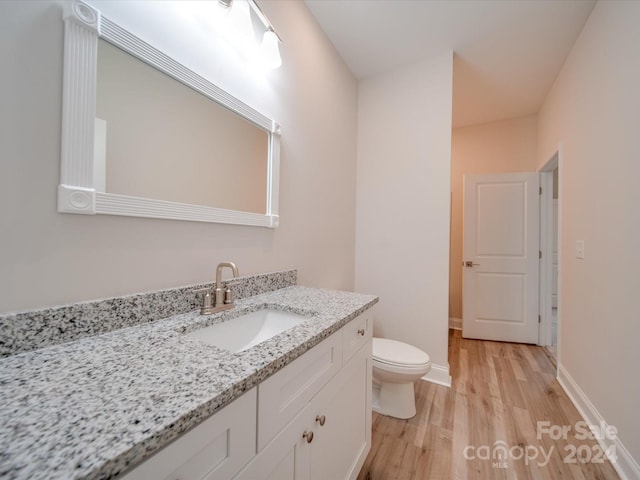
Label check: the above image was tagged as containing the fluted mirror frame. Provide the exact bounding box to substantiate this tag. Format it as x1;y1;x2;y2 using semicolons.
58;0;281;228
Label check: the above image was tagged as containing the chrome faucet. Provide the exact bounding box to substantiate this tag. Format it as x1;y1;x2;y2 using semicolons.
214;261;239;309
193;261;239;315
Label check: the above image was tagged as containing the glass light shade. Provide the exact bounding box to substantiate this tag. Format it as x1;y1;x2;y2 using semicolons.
229;0;254;43
260;29;282;69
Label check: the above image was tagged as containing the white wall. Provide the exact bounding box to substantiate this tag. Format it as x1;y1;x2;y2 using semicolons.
538;0;640;471
0;0;358;313
355;52;453;386
449;115;538;319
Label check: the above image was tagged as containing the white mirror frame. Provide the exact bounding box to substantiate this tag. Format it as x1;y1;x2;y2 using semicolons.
58;1;281;228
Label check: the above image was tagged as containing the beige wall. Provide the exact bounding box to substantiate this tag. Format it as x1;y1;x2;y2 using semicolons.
538;0;640;466
355;52;453;384
449;115;538;319
0;1;358;313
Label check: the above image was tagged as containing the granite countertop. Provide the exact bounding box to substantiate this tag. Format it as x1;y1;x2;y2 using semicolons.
0;286;378;480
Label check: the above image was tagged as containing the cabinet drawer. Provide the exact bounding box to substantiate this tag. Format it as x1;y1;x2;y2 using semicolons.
342;309;373;364
120;388;257;480
258;331;342;451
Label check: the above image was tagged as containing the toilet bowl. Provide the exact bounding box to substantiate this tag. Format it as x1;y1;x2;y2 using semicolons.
372;337;431;419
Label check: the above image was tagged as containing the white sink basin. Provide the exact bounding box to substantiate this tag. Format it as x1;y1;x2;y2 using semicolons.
186;309;308;353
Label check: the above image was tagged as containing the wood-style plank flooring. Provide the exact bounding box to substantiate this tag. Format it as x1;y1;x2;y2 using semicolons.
357;330;620;480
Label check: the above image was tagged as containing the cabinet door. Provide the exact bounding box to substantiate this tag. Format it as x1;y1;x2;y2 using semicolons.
309;340;372;480
233;402;312;480
257;331;342;451
120;388;256;480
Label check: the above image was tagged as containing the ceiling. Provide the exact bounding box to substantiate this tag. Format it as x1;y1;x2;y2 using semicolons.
304;0;596;128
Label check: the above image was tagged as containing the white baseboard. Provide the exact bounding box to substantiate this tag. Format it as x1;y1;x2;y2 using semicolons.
557;364;640;480
421;362;451;388
449;317;462;330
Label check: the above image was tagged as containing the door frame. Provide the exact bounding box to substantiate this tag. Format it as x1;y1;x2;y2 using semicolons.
538;145;562;370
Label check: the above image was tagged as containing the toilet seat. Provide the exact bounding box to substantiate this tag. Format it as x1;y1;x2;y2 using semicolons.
372;338;431;369
372;359;430;376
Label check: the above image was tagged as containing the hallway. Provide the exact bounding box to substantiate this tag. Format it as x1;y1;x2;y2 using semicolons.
358;330;619;479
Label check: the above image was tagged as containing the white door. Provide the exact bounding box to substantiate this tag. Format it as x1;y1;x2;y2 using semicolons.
462;173;540;343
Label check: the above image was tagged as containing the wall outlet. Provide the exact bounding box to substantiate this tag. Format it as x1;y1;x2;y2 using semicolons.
576;240;585;259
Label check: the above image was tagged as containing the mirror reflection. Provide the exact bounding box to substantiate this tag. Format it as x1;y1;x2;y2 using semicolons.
95;39;269;214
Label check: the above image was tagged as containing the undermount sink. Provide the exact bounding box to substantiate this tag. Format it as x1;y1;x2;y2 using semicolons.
186;308;309;353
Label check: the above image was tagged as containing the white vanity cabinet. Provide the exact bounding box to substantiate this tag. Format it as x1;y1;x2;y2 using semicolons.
234;309;373;480
119;308;373;480
120;388;257;480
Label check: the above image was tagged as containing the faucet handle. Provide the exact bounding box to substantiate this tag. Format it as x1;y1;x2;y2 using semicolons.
193;287;214;314
223;284;234;305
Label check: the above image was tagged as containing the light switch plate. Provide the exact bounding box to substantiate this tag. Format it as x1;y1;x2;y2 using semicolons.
576;240;585;259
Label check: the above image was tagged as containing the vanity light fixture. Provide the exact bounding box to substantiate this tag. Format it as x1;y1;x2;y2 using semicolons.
260;28;282;69
229;0;254;45
217;0;282;69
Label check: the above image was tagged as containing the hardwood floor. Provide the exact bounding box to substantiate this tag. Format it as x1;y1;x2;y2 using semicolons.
357;330;620;480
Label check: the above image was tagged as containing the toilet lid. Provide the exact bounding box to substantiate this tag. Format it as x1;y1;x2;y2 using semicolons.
372;338;430;367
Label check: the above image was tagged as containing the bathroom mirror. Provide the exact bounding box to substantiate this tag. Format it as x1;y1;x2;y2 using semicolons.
59;1;281;227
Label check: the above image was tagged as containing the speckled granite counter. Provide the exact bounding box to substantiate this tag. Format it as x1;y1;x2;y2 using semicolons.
0;286;377;480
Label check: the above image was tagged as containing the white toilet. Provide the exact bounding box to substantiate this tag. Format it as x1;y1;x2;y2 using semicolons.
372;337;431;419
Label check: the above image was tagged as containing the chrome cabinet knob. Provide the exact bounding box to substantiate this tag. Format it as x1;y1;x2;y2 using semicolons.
357;328;365;336
315;415;326;426
303;430;314;443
